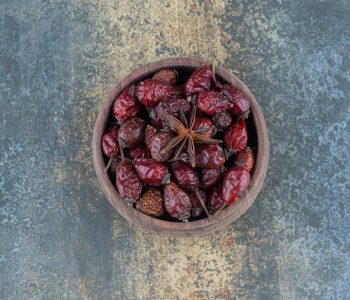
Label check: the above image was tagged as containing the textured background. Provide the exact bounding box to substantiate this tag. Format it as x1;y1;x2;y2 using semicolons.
1;0;350;299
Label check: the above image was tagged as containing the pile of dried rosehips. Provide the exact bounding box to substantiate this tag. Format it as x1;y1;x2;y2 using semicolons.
102;64;255;222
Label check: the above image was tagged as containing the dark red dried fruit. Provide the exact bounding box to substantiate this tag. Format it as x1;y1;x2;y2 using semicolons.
234;147;255;173
152;69;177;85
195;144;226;168
145;125;173;162
185;65;212;96
118;118;145;148
153;98;191;126
135;79;177;107
116;161;142;204
221;84;250;117
136;188;165;217
222;167;250;204
189;190;207;217
129;145;151;159
197;91;232;116
113;86;140;123
200;167;223;189
164;182;192;221
132;158;170;186
172;161;199;192
224;119;248;153
102;126;119;157
208;186;225;213
192;117;216;138
212;111;232;130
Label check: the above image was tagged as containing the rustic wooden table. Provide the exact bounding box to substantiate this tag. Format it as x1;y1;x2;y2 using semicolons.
1;1;349;299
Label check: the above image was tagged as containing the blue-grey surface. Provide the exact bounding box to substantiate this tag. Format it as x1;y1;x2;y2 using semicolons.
1;0;350;299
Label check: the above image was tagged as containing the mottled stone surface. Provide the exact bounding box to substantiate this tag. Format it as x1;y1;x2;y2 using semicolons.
1;0;350;299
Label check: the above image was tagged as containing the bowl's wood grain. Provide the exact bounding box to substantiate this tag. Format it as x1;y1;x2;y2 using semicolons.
92;57;269;237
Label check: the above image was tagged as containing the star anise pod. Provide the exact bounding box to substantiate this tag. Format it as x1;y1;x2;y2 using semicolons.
160;104;222;167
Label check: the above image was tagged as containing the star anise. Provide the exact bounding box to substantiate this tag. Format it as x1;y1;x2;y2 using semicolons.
160;104;222;167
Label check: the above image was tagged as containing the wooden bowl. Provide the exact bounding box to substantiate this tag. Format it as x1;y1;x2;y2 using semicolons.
92;58;269;237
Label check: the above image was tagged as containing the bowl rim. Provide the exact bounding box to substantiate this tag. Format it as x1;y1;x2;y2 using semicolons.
92;57;269;237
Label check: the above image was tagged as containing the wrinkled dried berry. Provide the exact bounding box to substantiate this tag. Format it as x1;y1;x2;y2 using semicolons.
212;111;232;130
113;86;140;123
136;188;165;217
172;161;199;192
185;65;212;96
192;117;216;138
189;190;207;217
234;147;255;173
116;161;142;205
102;126;119;157
153;98;191;126
152;69;177;85
135;79;177;107
208;186;225;213
197;91;232;116
164;182;192;221
129;145;151;159
195;144;226;168
118;118;145;148
222;167;250;204
224;119;248;153
200;167;223;189
145;125;173;162
221;84;250;117
132;158;170;186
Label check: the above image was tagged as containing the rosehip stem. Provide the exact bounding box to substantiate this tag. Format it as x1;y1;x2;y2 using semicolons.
118;140;125;161
105;155;115;172
194;188;212;219
213;203;228;218
211;60;217;83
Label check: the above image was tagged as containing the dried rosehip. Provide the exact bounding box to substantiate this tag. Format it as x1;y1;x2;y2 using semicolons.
222;167;250;204
129;145;151;159
136;188;165;217
189;190;207;217
164;182;192;221
234;147;255;173
145;125;173;162
212;111;232;130
152;69;177;85
200;167;223;189
221;84;250;117
185;65;212;96
132;158;170;186
113;86;140;123
118;118;145;148
192;117;216;138
135;79;177;107
197;90;232;116
195;144;226;168
102;126;119;157
224;119;248;153
116;161;142;205
172;161;199;192
208;186;225;213
153;98;190;125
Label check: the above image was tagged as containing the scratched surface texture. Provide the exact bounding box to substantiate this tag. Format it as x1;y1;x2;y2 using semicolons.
1;0;350;299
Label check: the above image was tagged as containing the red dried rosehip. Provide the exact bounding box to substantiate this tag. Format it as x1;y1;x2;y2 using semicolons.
222;167;250;204
185;65;212;96
145;125;173;162
172;161;199;192
113;86;140;123
208;186;225;213
102;126;119;157
212;111;232;130
118;118;145;148
152;69;177;85
200;167;223;189
189;190;207;217
135;79;177;107
197;91;232;116
192;117;216;138
234;147;255;173
153;98;191;125
221;84;250;117
129;145;151;159
132;158;170;186
136;188;165;217
224;119;248;153
164;182;192;221
195;144;225;168
116;161;142;204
